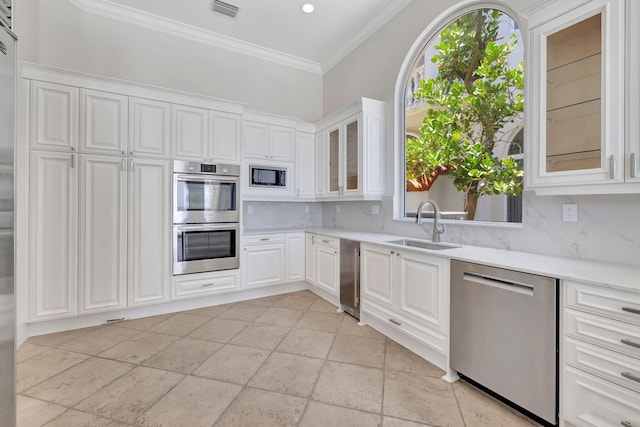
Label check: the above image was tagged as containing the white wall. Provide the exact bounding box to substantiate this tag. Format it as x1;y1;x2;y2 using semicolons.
14;0;323;122
322;0;640;267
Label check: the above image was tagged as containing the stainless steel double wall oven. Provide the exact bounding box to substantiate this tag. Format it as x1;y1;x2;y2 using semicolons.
172;161;240;275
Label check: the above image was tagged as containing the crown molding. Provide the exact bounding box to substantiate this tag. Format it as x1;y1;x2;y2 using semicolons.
65;0;323;75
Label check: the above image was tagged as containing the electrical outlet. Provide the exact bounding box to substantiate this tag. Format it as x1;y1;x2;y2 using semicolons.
562;203;578;222
371;205;379;215
304;205;310;214
335;205;341;214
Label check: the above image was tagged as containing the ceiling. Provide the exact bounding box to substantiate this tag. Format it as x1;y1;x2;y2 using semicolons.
68;0;414;74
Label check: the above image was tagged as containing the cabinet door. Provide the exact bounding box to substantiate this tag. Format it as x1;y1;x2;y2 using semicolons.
295;132;315;199
29;151;78;321
305;234;316;284
210;111;241;163
396;251;448;333
314;133;326;197
129;97;170;158
270;125;295;162
128;158;170;305
327;126;341;195
172;104;208;160
627;0;640;182
78;155;127;314
80;89;128;155
30;81;78;151
242;244;285;289
285;232;305;282
242;121;270;159
315;244;339;296
343;115;360;193
360;244;394;309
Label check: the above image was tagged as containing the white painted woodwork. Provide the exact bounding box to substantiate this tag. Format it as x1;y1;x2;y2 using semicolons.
360;244;394;308
295;132;316;199
242;233;284;245
315;243;339;296
305;233;316;284
270;125;295;162
80;89;128;155
173;271;239;299
209;111;241;163
129;97;170;158
242;244;285;289
314;133;326;197
172;104;208;160
128;158;170;306
565;280;640;325
30;81;78;151
29;151;77;321
78;155;127;314
242;121;295;162
626;0;640;183
285;232;305;282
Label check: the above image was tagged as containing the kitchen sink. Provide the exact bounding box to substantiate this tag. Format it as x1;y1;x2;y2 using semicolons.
385;239;461;250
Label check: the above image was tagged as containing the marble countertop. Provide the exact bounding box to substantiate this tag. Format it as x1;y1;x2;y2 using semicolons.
243;227;640;293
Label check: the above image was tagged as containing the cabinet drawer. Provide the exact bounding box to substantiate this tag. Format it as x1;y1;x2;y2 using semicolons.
363;299;446;353
565;337;640;394
566;281;640;326
315;235;339;249
243;233;284;245
563;365;640;427
173;273;239;299
565;309;640;360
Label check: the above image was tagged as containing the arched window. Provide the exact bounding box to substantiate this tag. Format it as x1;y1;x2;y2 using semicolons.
395;2;525;224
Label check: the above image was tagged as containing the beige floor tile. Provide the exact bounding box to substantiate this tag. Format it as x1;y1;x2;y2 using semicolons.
114;314;174;331
75;366;184;423
276;328;335;358
383;370;463;426
288;290;318;298
300;401;382;427
339;316;386;340
308;298;338;313
275;294;316;310
229;323;290;350
17;349;89;392
98;332;179;364
189;318;249;343
382;417;433;427
56;326;140;356
16;395;66;427
24;357;133;407
217;303;269;321
248;352;324;398
182;303;235;317
135;376;241;427
148;313;210;336
193;344;270;385
241;295;283;307
43;409;132;427
328;334;385;368
296;311;345;333
312;361;383;413
214;388;307;427
142;337;222;374
17;343;49;363
385;340;445;378
254;307;304;327
453;381;539;427
25;326;102;349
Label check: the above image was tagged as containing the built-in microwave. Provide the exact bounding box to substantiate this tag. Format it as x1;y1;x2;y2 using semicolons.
249;164;287;188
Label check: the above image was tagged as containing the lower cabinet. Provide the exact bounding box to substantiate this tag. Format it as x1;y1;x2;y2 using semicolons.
304;233;339;298
241;232;305;289
173;270;240;299
285;232;305;282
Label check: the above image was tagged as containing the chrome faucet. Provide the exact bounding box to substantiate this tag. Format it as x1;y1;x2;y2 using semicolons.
416;200;445;242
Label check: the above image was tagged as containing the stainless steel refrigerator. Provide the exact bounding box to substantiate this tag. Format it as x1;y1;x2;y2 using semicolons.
0;2;16;425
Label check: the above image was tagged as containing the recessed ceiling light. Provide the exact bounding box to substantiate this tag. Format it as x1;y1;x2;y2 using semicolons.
302;3;315;14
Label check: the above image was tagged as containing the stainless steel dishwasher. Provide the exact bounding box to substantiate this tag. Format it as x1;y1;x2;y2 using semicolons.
340;239;360;319
450;260;558;426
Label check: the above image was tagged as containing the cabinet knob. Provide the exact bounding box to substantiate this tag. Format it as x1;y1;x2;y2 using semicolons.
70;147;75;151
121;151;126;155
390;250;395;254
129;151;134;155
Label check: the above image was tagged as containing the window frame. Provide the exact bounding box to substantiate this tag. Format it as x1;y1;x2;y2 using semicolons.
393;0;527;228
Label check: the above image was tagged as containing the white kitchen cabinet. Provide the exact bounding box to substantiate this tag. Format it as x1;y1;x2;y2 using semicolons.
173;270;240;299
80;89;128;155
210;111;241;164
285;232;305;282
129;97;170;158
30;81;78;152
314;98;385;200
304;233;340;298
28;151;78;321
295;131;315;199
314;133;326;196
360;244;394;309
78;155;127;314
626;0;640;183
171;104;208;160
241;233;285;289
305;233;316;284
242;120;295;162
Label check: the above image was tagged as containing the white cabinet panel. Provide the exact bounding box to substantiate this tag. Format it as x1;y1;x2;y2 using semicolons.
80;89;128;155
315;244;339;296
172;104;208;160
361;244;394;308
242;244;285;289
242;121;269;159
305;233;316;284
285;232;305;282
270;125;295;162
29;151;78;321
173;272;239;299
128;158;170;305
210;111;241;163
295;132;315;199
78;155;127;314
30;81;78;151
129;97;170;158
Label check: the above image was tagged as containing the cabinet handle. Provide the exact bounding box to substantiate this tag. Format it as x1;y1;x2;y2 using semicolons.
621;421;634;427
260;238;270;241
631;153;638;179
621;338;640;349
121;158;125;171
390;250;395;254
70;154;75;168
201;283;214;287
312;235;315;244
70;146;75;151
609;155;616;180
130;159;134;172
322;239;330;244
129;151;134;155
121;150;126;155
622;306;640;316
354;247;360;306
389;318;402;326
621;371;640;384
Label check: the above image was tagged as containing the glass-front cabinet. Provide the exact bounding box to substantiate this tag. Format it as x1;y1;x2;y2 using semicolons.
326;115;360;197
526;0;640;194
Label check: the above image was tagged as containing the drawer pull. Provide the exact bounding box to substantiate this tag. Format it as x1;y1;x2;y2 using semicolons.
259;238;270;241
322;239;330;244
622;306;640;316
621;339;640;349
621;371;640;384
389;318;402;326
201;283;214;287
621;421;634;427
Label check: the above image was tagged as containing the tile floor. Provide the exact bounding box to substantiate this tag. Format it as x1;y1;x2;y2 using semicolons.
17;290;539;427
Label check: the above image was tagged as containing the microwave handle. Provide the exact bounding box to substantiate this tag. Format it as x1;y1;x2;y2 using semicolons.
175;174;238;182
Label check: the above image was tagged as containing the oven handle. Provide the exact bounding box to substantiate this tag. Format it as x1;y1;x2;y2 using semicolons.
175;174;239;183
175;224;239;232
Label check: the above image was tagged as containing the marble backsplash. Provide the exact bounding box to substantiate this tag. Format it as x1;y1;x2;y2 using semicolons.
242;201;323;230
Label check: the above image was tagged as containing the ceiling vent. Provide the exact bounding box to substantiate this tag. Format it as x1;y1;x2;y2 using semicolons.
212;0;239;18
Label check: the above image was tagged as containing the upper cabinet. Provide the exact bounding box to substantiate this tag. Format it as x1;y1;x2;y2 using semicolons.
80;89;128;155
626;0;640;184
295;131;316;200
315;98;385;201
242;119;295;162
129;97;171;158
210;111;242;164
30;81;79;152
527;0;640;194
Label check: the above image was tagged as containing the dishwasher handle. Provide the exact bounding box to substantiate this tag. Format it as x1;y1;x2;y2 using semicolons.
462;272;534;296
